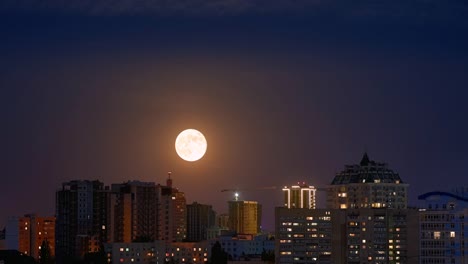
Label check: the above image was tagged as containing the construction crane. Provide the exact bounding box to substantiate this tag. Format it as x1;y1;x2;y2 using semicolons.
220;186;277;201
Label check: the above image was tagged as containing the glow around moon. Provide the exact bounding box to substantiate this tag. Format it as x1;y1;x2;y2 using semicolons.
175;129;207;162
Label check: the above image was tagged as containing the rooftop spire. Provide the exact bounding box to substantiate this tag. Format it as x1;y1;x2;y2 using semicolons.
360;152;370;166
167;171;173;187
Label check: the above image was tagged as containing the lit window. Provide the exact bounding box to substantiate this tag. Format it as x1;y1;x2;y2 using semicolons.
434;231;441;240
450;231;455;238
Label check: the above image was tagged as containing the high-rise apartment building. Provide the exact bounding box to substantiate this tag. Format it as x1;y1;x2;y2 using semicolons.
110;181;158;243
275;208;344;264
228;200;262;235
327;153;408;210
276;153;420;264
216;214;229;229
110;175;187;243
55;180;110;262
343;208;419;264
157;175;187;242
186;202;216;242
5;214;55;260
282;182;316;209
418;190;468;264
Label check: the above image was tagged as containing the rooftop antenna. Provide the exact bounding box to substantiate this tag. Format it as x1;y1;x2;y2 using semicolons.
167;171;173;187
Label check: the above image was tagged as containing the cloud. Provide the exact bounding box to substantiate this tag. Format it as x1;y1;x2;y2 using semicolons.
1;0;467;26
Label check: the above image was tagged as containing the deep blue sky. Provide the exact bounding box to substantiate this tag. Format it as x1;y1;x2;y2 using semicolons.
1;1;468;230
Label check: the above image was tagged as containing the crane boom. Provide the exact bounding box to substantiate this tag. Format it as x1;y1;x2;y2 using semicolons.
220;186;277;192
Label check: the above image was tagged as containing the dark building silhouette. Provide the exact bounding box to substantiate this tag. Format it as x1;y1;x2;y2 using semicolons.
157;175;187;242
55;180;110;262
0;250;36;264
110;181;158;243
186;202;215;241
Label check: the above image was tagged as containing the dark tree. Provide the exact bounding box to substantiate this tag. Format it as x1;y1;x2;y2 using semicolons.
39;240;51;264
261;249;275;263
83;243;106;264
209;241;227;264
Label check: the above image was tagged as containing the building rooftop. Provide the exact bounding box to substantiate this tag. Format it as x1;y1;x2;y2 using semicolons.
331;152;403;185
418;191;468;202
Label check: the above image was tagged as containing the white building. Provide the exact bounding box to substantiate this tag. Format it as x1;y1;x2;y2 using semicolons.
209;234;274;261
418;190;468;264
282;183;316;209
327;153;408;210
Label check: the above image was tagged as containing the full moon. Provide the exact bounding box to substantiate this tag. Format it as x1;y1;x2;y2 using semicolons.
175;129;207;162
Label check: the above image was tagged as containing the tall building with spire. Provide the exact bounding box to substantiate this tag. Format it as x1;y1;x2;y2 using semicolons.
326;152;408;209
157;173;187;242
276;153;419;264
282;182;316;209
110;173;187;243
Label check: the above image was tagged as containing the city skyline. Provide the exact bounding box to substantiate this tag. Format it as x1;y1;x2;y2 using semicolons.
1;152;464;232
2;0;468;232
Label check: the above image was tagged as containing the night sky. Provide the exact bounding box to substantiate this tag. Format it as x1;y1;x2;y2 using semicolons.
1;1;468;230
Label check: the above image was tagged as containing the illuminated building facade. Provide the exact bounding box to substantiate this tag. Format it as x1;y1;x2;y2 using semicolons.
228;200;262;235
5;214;55;260
282;182;316;209
275;207;419;264
276;153;420;264
104;241;165;264
165;241;209;264
342;208;419;264
104;241;209;264
275;208;344;264
418;190;468;264
326;153;408;210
